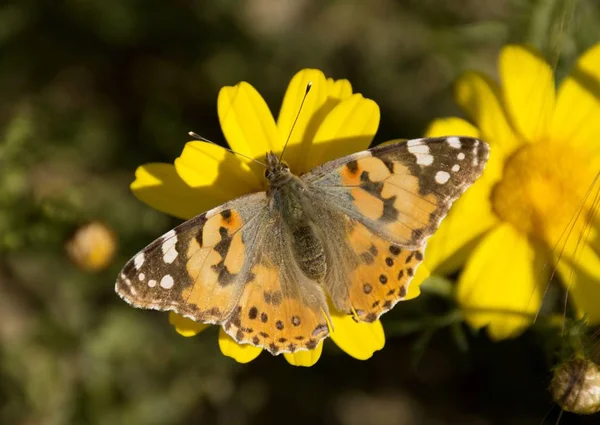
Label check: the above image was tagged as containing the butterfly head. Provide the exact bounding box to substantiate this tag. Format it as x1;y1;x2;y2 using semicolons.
264;151;292;187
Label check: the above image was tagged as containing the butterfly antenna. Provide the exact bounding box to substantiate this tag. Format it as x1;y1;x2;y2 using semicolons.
188;131;267;168
278;81;312;162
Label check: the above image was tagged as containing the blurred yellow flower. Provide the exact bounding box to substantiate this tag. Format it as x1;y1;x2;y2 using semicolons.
66;221;117;271
424;44;600;340
130;69;428;366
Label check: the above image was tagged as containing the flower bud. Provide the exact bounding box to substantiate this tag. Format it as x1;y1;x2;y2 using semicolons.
551;358;600;415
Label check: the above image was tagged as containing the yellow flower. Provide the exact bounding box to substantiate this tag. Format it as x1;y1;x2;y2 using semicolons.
130;69;428;366
424;44;600;340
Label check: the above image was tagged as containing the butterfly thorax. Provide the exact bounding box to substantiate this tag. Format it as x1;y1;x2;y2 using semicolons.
264;152;327;281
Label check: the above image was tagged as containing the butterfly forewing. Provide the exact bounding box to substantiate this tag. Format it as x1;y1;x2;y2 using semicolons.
303;136;490;248
116;193;267;323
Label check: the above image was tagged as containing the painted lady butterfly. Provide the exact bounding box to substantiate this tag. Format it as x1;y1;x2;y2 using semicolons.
116;136;489;355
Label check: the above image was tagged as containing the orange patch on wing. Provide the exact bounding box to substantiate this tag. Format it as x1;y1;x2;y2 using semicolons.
223;232;245;274
221;210;243;231
201;216;223;246
355;157;392;182
340;162;362;185
224;263;330;355
351;187;384;220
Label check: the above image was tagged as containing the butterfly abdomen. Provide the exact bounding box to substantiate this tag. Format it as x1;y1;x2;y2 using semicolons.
291;225;326;280
270;175;327;281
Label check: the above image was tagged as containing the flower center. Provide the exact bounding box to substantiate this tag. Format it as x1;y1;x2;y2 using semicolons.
491;141;598;246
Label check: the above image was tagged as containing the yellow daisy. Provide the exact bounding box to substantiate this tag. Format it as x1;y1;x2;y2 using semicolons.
424;44;600;340
129;68;428;366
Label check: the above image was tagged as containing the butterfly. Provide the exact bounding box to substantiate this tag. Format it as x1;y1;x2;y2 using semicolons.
116;136;489;355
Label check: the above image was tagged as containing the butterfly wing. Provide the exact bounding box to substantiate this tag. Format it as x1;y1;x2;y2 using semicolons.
116;191;330;354
302;136;489;320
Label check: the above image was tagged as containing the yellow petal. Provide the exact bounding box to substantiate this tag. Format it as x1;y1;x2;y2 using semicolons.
218;81;281;162
405;262;431;300
130;163;207;220
424;117;480;138
218;328;262;364
307;94;380;170
283;341;323;367
168;312;209;337
555;243;600;324
455;71;522;157
276;69;328;172
329;311;385;360
174;141;262;209
499;45;555;142
552;43;600;153
326;78;353;100
457;224;545;340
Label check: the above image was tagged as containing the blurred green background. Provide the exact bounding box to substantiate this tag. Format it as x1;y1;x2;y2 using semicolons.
1;0;599;424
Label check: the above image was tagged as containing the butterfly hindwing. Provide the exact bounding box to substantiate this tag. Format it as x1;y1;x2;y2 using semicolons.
223;238;330;355
303;136;490;248
342;218;424;321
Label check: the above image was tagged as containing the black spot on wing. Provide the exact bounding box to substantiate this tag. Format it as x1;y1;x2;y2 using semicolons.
346;160;359;174
220;209;232;222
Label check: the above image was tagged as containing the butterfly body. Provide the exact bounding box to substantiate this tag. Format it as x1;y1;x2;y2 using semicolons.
117;137;489;354
264;155;327;281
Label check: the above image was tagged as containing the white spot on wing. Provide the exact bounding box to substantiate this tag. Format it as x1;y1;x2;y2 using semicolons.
435;171;451;184
138;273;145;281
160;275;174;289
161;230;179;264
452;164;460;172
457;152;465;160
148;279;157;288
447;137;461;149
407;140;434;166
134;253;145;269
